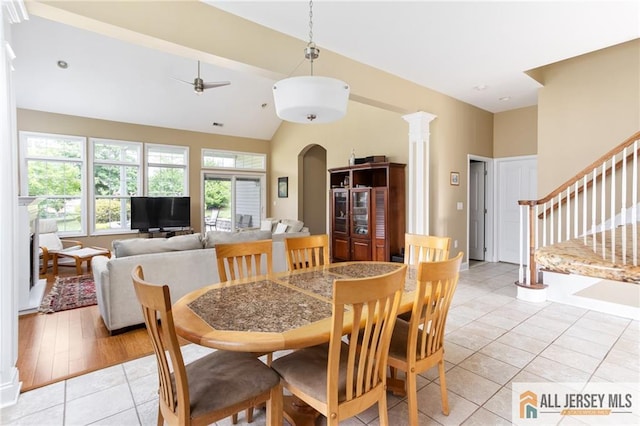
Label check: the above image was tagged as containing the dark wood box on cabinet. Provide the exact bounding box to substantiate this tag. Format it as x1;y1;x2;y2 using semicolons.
329;162;406;262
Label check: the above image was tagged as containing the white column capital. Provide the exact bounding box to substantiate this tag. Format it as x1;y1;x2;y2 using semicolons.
403;111;437;143
402;111;437;125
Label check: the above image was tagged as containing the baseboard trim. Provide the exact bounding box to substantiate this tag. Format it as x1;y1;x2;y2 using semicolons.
543;271;640;320
0;367;22;408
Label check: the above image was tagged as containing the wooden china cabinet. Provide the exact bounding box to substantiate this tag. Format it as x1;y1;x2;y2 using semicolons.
329;162;406;262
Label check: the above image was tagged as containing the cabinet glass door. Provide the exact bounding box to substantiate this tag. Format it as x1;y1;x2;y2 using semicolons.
351;189;369;236
333;190;348;234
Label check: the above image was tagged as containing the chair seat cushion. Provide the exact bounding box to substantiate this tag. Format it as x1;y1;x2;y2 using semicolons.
183;350;280;418
388;318;411;361
271;342;350;403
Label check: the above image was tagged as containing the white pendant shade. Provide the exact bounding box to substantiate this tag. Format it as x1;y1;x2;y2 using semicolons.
273;76;350;124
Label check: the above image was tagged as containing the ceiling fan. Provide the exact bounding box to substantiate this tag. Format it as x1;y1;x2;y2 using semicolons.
176;60;231;94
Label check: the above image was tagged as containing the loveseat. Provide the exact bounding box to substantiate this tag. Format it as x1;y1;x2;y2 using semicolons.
92;225;309;333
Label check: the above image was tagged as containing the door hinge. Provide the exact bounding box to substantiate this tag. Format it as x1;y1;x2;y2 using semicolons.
484;247;487;252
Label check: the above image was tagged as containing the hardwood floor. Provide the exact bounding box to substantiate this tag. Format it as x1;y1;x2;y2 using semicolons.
17;266;155;392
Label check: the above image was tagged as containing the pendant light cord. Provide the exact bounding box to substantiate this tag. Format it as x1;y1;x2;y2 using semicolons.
308;0;315;76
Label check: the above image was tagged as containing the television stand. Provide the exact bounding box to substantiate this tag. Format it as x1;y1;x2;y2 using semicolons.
144;228;194;239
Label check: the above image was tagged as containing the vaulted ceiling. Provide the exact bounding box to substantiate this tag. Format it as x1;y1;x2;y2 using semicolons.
12;1;639;140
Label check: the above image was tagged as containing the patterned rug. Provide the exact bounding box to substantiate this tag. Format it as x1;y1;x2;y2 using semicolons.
38;274;97;313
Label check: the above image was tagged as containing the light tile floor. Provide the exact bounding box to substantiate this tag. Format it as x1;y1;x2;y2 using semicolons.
2;262;639;425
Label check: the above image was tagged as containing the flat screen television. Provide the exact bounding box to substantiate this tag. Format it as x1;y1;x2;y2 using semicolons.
130;196;191;232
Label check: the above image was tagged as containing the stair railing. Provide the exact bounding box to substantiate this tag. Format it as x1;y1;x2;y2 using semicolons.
517;131;640;287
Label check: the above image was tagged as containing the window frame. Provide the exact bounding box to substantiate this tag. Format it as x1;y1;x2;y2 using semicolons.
201;149;267;232
89;137;143;235
145;143;189;197
201;148;266;172
19;131;88;237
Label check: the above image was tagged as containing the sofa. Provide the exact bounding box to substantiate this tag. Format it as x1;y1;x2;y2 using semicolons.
92;224;309;333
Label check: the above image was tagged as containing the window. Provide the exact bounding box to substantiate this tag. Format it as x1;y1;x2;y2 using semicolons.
21;133;190;235
202;150;266;232
90;138;142;234
146;144;188;196
202;149;266;171
19;131;86;235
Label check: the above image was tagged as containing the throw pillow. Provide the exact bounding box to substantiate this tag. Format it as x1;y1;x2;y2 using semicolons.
280;219;304;233
260;219;273;231
273;223;289;234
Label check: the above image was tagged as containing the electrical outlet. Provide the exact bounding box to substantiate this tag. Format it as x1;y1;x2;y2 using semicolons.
457;202;463;210
454;240;458;248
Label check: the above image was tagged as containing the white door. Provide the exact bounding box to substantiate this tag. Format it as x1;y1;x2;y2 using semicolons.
469;161;486;260
497;157;537;264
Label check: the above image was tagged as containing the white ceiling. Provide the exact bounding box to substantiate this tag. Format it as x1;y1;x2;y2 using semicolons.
11;1;640;140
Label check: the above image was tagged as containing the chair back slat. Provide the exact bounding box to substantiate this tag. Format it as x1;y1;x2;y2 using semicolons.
215;239;273;282
329;265;407;409
131;265;190;423
404;233;451;265
410;253;463;361
285;234;329;271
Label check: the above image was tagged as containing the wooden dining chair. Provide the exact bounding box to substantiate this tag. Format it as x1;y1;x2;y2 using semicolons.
130;265;283;426
215;239;273;282
404;233;451;265
284;234;329;271
214;238;274;423
397;233;452;323
271;264;407;426
387;252;463;425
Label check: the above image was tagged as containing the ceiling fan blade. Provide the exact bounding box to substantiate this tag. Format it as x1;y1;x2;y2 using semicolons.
202;81;231;90
171;76;195;87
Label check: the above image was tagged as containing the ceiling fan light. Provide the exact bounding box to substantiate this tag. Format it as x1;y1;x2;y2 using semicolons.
273;76;350;123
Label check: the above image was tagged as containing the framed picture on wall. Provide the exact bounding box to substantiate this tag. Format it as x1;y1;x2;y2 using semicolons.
278;177;288;198
450;172;460;186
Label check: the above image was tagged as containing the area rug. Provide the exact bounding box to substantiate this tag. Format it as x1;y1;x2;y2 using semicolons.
38;274;97;313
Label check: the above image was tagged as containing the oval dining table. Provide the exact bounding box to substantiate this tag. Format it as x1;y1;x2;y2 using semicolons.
172;260;417;425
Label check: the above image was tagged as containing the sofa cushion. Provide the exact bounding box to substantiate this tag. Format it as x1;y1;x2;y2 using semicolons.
203;230;272;249
113;233;202;258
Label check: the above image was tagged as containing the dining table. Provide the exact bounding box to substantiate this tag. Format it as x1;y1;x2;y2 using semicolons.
172;261;417;425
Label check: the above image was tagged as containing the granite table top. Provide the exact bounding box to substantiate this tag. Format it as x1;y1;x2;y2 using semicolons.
172;261;415;352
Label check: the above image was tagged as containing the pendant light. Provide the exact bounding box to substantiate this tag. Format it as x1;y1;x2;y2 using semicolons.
272;0;350;123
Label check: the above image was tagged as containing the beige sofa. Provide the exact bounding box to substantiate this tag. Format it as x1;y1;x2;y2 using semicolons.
92;227;308;333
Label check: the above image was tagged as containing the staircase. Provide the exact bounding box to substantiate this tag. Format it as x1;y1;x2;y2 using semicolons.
516;131;640;318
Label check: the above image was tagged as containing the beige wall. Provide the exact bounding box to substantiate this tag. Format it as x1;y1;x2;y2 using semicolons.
494;106;538;158
271;97;493;260
534;39;640;196
17;109;269;248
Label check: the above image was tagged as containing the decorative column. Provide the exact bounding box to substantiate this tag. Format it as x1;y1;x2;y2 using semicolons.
0;0;28;408
403;111;437;235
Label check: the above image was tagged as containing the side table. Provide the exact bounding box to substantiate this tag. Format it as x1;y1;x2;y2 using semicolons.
53;247;111;275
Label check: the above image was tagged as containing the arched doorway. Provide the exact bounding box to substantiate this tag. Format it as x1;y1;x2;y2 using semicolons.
298;145;327;234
